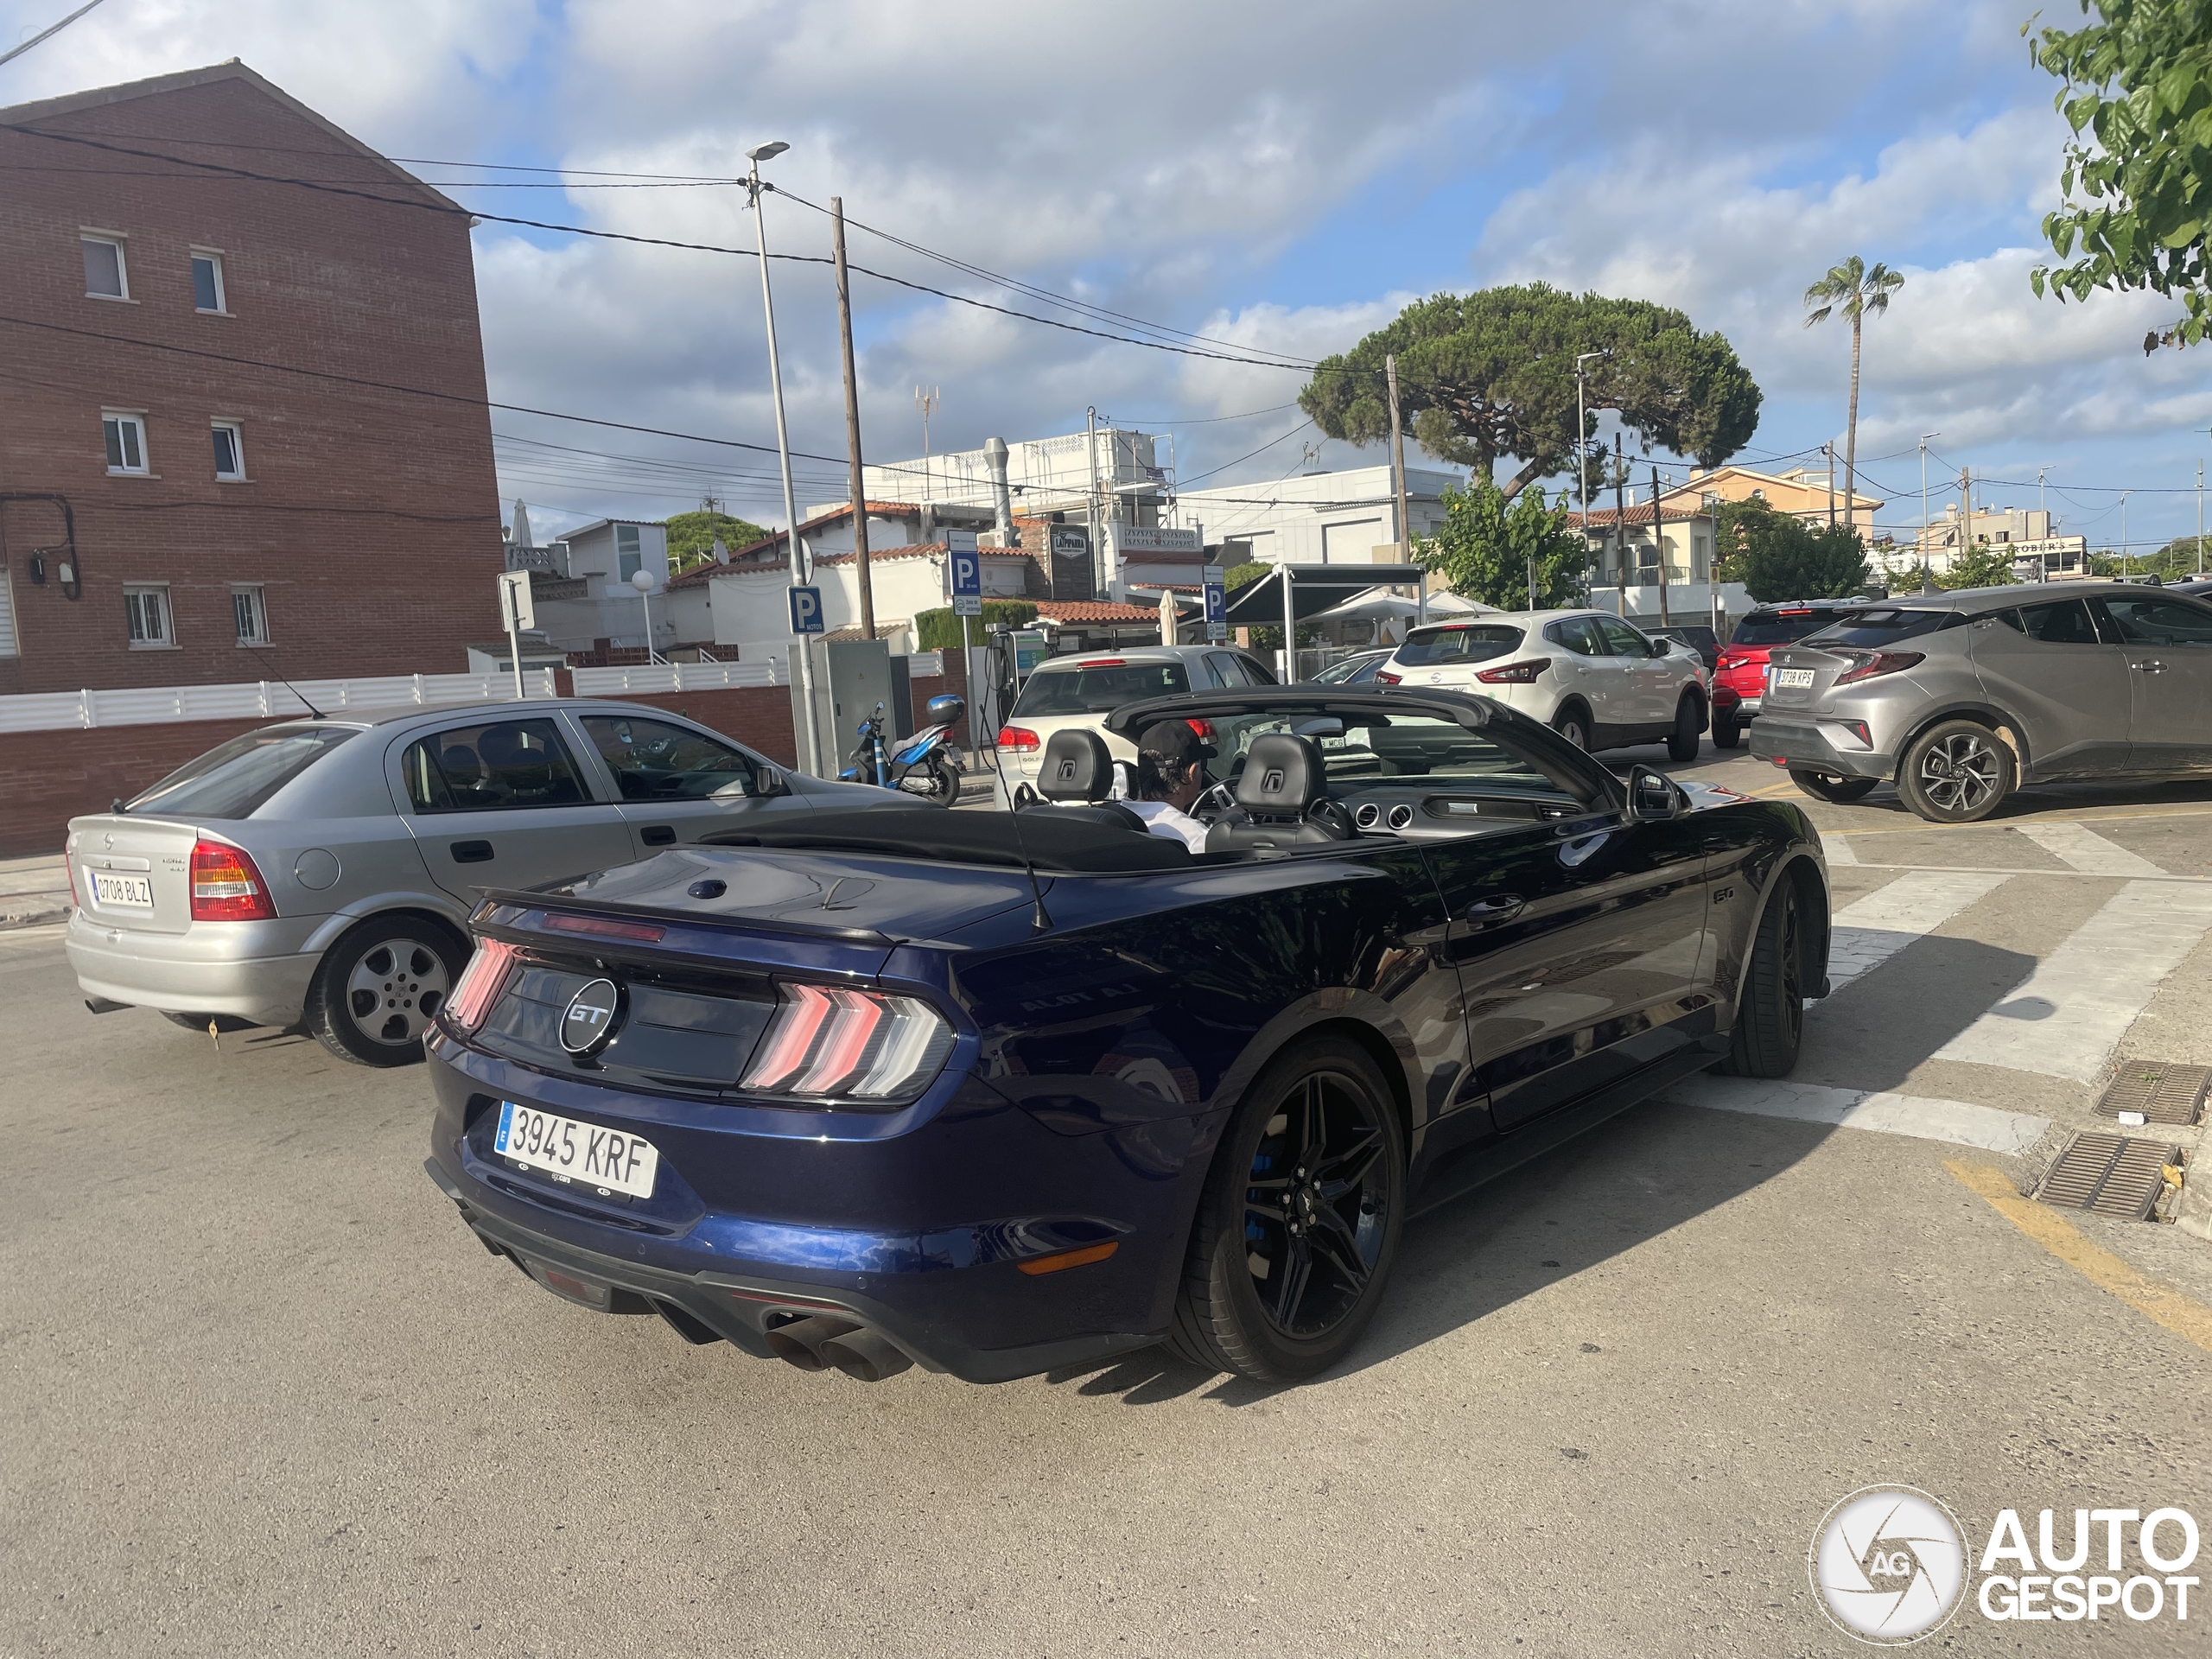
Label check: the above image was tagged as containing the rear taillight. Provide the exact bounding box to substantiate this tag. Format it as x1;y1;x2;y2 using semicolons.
1185;717;1217;743
996;725;1039;752
741;982;955;1100
1475;658;1551;684
446;938;518;1030
1716;653;1748;671
1833;651;1924;687
188;839;275;921
1375;670;1402;685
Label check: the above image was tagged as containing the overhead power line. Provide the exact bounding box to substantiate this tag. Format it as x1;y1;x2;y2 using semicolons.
0;0;107;70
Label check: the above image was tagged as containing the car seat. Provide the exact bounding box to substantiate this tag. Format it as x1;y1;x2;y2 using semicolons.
1204;734;1355;854
1026;729;1146;832
479;724;582;805
438;743;487;805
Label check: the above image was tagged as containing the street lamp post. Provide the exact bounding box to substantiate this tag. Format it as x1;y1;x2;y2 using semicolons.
1918;432;1939;593
744;139;823;776
630;569;664;664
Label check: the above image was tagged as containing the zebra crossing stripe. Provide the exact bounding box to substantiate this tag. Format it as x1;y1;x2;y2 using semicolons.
1667;1077;2049;1154
1934;880;2212;1084
1824;871;2010;994
2013;822;2165;877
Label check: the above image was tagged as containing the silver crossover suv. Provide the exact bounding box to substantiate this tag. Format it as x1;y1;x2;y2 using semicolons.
66;698;895;1065
1750;583;2212;822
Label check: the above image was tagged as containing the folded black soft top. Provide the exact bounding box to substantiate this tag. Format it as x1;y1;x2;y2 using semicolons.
702;807;1213;874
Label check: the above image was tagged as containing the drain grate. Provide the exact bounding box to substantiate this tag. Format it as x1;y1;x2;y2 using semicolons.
2037;1132;2182;1221
2096;1060;2210;1127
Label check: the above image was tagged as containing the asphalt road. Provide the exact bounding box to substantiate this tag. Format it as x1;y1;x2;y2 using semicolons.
4;741;2209;1657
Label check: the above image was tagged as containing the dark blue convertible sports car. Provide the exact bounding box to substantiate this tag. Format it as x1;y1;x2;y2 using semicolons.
423;689;1830;1385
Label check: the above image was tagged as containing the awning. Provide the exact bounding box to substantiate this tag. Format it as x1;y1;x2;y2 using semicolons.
1221;564;1428;627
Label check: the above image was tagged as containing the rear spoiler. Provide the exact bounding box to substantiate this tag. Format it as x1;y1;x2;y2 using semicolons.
473;888;898;949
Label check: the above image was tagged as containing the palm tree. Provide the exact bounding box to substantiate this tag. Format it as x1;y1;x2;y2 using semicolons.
1803;257;1904;531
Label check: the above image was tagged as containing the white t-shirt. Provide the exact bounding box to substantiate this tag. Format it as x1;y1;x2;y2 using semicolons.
1122;798;1210;854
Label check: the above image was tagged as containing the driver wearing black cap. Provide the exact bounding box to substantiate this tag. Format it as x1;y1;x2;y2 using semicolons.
1123;720;1215;853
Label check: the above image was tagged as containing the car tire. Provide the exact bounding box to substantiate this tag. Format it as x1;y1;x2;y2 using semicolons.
1712;716;1741;750
304;914;466;1067
1722;874;1806;1078
162;1012;256;1033
1666;694;1702;762
1551;703;1592;751
1789;770;1878;804
1896;719;2014;823
1167;1034;1407;1384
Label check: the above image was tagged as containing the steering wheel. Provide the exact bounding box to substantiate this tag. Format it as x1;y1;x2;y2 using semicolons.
1192;781;1236;821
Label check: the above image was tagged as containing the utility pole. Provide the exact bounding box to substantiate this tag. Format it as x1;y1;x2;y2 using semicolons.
1959;467;1972;584
1651;464;1672;628
915;386;940;508
1918;433;1938;592
831;198;875;641
2037;465;2050;581
2120;490;2130;578
1387;353;1412;579
1823;442;1836;527
1573;350;1607;601
1611;432;1629;617
743;140;822;776
2199;460;2205;575
1086;405;1103;598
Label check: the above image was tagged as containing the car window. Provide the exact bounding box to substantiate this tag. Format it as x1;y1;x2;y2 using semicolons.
1213;708;1603;807
1236;653;1278;686
581;715;757;800
1207;652;1250;688
1732;608;1848;645
1394;624;1523;666
1595;618;1649;657
1313;655;1363;683
126;727;355;819
2098;594;2212;646
1545;617;1605;656
1010;660;1191;717
401;717;592;812
1993;600;2100;645
1802;608;1963;648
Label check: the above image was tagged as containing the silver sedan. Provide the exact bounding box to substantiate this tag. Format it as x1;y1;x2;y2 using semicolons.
66;698;893;1065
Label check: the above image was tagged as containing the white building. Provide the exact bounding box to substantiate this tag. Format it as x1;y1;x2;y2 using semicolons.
501;518;674;659
858;427;1167;523
1173;463;1459;569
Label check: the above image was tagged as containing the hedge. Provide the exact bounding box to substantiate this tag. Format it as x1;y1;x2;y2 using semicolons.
914;601;1039;650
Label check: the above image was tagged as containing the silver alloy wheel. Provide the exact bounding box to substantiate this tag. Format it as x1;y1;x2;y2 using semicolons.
1916;730;2002;815
343;936;452;1047
1556;712;1590;750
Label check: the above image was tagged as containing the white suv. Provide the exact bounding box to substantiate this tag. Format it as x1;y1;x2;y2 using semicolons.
1376;609;1708;759
995;644;1278;793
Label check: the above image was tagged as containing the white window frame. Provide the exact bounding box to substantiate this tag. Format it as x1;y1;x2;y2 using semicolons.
103;410;149;476
80;231;130;302
190;247;228;315
615;524;643;583
211;419;247;481
124;583;175;649
231;583;270;646
0;565;18;658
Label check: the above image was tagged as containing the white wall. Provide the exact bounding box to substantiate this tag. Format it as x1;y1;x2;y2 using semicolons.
708;554;948;652
1179;464;1458;564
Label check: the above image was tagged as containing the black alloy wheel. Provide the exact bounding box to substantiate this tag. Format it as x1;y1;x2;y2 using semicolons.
1722;875;1807;1077
1789;770;1878;804
1897;718;2013;823
1551;705;1592;752
1169;1036;1406;1382
1667;694;1703;762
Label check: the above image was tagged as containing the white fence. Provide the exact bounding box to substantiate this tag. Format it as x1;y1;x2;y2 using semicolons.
0;670;558;735
569;659;783;696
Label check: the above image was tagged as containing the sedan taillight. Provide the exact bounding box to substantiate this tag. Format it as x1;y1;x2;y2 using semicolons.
446;938;518;1030
188;839;276;921
1475;658;1551;684
996;725;1039;752
1374;670;1402;685
742;983;955;1100
1833;651;1925;687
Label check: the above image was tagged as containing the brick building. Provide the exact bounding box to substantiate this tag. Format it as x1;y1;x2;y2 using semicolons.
0;61;502;696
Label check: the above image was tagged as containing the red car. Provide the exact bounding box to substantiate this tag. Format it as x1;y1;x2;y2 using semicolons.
1712;601;1868;748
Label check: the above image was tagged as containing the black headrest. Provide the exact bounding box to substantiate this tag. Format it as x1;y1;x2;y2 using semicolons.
1235;734;1327;815
1039;729;1113;802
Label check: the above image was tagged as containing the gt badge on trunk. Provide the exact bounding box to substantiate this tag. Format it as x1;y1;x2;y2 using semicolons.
559;977;622;1055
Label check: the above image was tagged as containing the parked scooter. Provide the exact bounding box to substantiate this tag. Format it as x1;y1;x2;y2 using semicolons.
838;694;964;804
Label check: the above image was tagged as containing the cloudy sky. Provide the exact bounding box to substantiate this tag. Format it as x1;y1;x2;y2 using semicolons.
7;0;2208;557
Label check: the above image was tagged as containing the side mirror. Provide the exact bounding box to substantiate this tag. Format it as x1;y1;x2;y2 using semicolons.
1649;637;1672;657
755;768;789;798
1624;764;1682;822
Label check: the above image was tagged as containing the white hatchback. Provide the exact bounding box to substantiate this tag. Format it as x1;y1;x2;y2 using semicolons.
994;644;1279;793
1377;609;1709;759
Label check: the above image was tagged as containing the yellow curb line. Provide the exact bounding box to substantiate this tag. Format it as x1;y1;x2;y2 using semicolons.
1943;1160;2212;1355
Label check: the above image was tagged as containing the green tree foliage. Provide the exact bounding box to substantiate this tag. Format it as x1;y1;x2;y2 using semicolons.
1299;284;1762;499
914;601;1039;650
2090;536;2210;578
1413;479;1589;610
2028;3;2212;347
1933;544;2023;590
1713;499;1872;601
665;508;770;572
1802;256;1904;529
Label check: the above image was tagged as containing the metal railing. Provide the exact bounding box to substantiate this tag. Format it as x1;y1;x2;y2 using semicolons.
0;670;559;734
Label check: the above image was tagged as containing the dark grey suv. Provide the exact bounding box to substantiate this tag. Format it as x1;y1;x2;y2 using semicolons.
1749;583;2212;822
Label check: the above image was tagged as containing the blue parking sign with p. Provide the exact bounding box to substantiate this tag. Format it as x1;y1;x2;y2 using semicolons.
788;585;824;634
950;549;982;618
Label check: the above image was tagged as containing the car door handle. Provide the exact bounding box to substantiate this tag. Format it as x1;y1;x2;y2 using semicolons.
1462;895;1525;925
450;840;494;864
639;824;677;846
2130;660;2166;673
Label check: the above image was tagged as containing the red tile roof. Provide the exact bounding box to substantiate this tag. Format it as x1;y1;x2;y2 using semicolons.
671;541;1035;588
1033;601;1162;623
